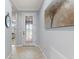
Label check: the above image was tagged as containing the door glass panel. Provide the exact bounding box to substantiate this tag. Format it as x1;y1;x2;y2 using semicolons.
25;16;33;42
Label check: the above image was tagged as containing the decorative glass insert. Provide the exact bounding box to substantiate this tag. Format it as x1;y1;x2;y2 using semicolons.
25;16;33;42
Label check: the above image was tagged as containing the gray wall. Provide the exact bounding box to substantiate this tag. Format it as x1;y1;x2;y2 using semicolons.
38;0;74;59
5;0;12;58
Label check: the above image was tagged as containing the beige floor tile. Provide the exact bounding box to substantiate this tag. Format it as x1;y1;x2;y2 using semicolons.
10;45;45;59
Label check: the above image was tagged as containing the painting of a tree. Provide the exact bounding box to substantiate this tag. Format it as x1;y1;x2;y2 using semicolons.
45;0;74;29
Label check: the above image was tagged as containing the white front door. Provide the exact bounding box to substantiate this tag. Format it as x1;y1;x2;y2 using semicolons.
25;16;33;43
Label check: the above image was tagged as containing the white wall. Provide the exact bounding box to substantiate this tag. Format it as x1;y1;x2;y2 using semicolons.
5;0;12;58
38;0;74;59
16;11;39;44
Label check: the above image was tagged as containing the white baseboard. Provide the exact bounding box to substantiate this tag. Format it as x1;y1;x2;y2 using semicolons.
35;44;48;59
38;45;68;59
50;47;68;59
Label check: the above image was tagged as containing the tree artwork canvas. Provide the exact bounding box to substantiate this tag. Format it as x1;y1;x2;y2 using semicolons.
45;0;74;29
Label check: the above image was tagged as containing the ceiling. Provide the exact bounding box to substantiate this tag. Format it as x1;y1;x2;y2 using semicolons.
11;0;44;11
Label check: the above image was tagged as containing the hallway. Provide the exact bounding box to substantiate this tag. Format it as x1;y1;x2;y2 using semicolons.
5;0;74;59
10;45;45;59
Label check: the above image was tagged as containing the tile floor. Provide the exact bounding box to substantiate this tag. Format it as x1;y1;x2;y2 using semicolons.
10;45;45;59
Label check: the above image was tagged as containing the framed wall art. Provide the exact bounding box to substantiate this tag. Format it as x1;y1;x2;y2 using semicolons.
45;0;74;29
